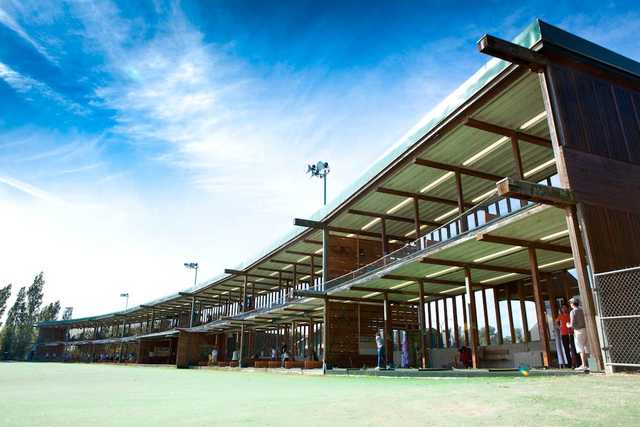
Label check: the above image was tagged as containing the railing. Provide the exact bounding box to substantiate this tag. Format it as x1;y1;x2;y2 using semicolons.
311;193;535;293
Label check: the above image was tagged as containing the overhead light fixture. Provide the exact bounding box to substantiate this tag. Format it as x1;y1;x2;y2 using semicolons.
390;280;414;289
471;189;497;203
407;297;420;302
361;217;381;231
421;171;454;193
480;273;517;284
314;248;323;254
540;229;569;241
519;111;547;130
269;272;278;277
473;246;522;263
439;286;466;294
387;197;413;214
426;266;460;278
283;264;293;270
299;275;310;281
463;136;509;166
297;256;310;262
539;257;574;269
434;208;458;222
362;292;381;298
523;159;555;178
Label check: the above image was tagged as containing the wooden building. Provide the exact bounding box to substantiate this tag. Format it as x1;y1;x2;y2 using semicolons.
36;20;640;373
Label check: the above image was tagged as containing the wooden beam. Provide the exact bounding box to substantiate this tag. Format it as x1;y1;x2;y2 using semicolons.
493;287;504;345
455;171;468;232
303;239;323;246
496;177;575;207
376;187;473;209
348;209;441;227
417;282;428;369
477;34;548;71
465;118;552;148
349;286;425;297
464;267;479;368
383;274;465;287
528;248;552;367
506;284;516;343
294;218;325;229
421;257;530;275
285;250;323;258
476;234;572;254
414;158;503;182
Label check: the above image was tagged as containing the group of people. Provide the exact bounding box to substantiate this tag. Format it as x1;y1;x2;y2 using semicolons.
555;297;590;371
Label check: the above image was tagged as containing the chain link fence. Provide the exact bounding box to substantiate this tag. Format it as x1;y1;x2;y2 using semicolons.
593;266;640;368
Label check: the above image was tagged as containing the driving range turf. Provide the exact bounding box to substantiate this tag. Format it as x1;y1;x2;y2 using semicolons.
1;362;639;426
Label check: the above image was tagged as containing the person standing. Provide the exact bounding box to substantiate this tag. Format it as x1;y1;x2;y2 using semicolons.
555;304;576;368
375;331;385;369
568;297;589;371
211;347;218;365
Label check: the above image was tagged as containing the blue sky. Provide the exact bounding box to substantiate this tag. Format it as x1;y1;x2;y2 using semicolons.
1;0;639;317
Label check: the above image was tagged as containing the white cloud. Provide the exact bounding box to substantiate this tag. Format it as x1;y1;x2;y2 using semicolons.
0;62;88;115
0;6;57;64
0;175;63;203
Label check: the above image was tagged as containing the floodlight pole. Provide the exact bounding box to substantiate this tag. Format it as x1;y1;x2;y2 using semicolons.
323;173;327;206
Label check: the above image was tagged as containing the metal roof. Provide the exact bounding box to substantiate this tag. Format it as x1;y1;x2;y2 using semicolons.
40;19;640;328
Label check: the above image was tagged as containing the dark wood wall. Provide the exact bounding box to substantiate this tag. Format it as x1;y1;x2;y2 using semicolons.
176;331;214;368
546;60;640;272
326;235;402;280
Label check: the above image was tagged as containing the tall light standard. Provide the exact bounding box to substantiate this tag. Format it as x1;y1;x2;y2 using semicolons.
184;262;199;286
120;293;129;311
184;262;199;327
307;161;330;206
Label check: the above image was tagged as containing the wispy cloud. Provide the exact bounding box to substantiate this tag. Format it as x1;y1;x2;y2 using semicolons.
0;62;88;115
0;175;63;203
0;6;57;64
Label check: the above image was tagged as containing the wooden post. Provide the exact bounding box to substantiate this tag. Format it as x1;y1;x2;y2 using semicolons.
443;297;450;347
322;227;329;287
481;288;490;345
493;287;504;345
564;207;604;370
518;282;530;342
462;293;469;346
413;197;421;237
310;256;315;289
189;296;196;328
455;171;468;232
452;295;460;347
322;297;328;372
383;293;393;367
381;218;389;255
242;275;248;312
238;323;245;368
435;299;441;348
464;268;479;368
528;248;552;368
418;282;427;368
293;264;297;289
427;301;433;350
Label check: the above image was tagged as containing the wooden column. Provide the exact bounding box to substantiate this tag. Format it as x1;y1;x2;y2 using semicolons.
481;288;490;345
417;282;428;368
308;320;315;358
427;301;433;349
493;287;504;345
464;268;479;368
462;293;469;346
518;282;530;342
322;297;328;372
455;171;468;232
242;275;248;312
322;227;329;286
510;135;525;179
383;293;393;367
310;256;315;289
381;218;389;255
452;296;460;347
293;264;297;289
434;300;441;347
413;197;421;237
564;207;604;370
443;298;450;347
238;323;245;367
528;248;552;368
189;296;196;328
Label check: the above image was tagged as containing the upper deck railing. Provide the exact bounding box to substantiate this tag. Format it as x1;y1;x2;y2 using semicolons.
308;192;536;293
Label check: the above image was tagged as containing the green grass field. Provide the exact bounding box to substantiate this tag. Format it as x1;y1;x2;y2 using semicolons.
1;363;639;426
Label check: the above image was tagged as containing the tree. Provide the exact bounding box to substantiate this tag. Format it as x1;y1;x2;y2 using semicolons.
39;301;61;322
1;286;27;359
0;284;11;327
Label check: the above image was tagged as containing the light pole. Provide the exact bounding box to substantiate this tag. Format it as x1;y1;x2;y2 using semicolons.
184;262;199;327
120;293;129;311
307;161;330;206
184;262;199;286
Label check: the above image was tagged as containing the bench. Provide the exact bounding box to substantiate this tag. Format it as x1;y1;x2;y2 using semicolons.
284;360;305;369
254;360;269;368
304;360;322;369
